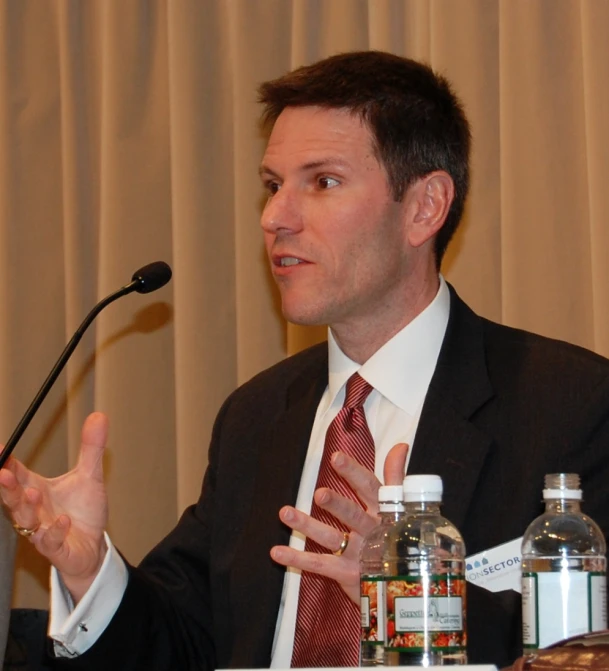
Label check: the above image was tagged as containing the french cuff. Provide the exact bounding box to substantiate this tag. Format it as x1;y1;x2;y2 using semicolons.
49;532;128;657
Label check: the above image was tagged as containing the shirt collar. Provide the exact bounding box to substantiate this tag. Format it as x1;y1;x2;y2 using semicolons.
326;276;450;414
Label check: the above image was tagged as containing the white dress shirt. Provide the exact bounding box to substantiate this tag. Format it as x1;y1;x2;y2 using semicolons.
270;276;449;665
50;277;450;660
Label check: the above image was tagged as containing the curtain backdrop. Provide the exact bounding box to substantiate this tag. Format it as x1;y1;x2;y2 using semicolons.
1;0;608;609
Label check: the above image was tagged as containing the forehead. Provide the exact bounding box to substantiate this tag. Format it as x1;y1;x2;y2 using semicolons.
262;106;378;167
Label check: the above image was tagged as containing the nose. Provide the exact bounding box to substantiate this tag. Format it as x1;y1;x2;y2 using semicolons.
260;186;303;235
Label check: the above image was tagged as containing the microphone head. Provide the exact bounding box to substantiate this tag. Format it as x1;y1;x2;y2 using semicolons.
131;261;173;294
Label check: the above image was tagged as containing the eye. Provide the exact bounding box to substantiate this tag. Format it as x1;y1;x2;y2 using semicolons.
317;176;340;190
265;180;281;196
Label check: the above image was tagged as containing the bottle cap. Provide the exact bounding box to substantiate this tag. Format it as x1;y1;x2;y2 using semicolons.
403;474;443;502
543;472;582;500
378;485;404;503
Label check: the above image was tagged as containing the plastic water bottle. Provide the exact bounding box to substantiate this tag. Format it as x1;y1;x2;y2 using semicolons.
383;475;467;666
522;473;607;651
360;485;405;666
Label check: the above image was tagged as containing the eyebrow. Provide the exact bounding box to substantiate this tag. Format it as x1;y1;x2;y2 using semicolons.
259;157;350;178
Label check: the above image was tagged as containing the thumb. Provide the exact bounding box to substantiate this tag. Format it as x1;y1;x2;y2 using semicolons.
76;412;109;483
383;442;409;486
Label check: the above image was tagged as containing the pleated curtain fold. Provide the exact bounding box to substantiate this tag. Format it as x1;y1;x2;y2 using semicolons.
0;0;607;610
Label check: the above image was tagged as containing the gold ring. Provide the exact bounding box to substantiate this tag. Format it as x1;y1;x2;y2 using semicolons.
333;532;350;556
13;521;40;538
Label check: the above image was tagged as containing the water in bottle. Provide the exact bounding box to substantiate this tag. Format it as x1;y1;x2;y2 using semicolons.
360;485;405;666
383;474;467;666
522;473;607;651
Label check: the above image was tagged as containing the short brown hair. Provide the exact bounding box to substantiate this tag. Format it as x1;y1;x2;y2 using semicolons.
258;51;471;267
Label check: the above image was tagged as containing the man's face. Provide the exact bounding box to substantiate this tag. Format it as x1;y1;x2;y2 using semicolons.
259;106;414;333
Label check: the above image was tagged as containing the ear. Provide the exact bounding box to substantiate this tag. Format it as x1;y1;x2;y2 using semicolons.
406;171;455;248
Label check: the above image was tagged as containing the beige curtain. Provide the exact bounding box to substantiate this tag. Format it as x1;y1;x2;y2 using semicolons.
1;0;608;610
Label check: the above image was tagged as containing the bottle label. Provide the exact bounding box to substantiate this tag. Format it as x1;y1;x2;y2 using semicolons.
361;577;386;645
385;575;466;652
522;571;607;649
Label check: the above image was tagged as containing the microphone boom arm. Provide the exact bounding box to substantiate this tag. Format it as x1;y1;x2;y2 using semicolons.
0;260;171;470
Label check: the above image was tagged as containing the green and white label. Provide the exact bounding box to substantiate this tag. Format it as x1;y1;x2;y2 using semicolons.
522;572;607;649
361;577;386;645
385;575;466;652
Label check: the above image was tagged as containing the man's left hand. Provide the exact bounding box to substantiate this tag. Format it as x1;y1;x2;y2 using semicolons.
270;442;408;604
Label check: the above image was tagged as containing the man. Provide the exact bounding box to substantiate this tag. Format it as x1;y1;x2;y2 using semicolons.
0;512;16;666
2;51;609;670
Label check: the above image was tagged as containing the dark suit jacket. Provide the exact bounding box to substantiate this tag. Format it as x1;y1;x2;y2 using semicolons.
54;286;609;670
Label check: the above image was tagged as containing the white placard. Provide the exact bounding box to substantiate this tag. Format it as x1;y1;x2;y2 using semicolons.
465;537;523;593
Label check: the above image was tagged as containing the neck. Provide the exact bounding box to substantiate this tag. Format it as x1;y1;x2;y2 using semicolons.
331;275;441;364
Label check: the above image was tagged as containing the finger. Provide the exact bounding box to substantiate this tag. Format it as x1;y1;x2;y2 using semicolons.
270;545;359;580
0;479;41;531
1;456;33;487
77;412;109;482
383;442;409;485
0;461;28;508
270;545;360;603
0;461;19;500
279;506;347;553
330;451;380;510
314;488;378;537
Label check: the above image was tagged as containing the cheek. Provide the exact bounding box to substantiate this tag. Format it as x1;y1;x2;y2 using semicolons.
263;231;274;254
350;217;405;277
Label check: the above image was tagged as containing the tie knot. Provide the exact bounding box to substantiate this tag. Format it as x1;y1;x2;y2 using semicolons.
343;372;373;409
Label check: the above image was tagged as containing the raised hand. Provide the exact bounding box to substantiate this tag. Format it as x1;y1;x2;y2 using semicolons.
270;442;408;603
0;412;110;602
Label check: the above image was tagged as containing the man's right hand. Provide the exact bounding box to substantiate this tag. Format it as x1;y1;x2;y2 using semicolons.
271;442;409;604
0;412;109;603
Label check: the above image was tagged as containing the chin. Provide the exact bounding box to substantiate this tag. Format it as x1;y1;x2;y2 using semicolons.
281;302;329;327
283;313;326;327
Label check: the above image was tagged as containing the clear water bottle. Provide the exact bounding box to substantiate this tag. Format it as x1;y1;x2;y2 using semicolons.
522;473;607;651
383;475;467;666
360;485;405;666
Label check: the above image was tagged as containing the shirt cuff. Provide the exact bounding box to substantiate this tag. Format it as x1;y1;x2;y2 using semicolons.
49;533;128;657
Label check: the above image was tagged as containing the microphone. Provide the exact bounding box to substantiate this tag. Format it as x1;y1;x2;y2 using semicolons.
131;261;173;294
0;261;172;469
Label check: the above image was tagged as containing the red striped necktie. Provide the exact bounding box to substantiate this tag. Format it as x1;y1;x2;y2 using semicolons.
291;372;375;667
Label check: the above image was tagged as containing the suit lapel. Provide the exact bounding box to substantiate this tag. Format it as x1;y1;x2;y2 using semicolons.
408;286;495;531
229;347;329;667
229;288;495;664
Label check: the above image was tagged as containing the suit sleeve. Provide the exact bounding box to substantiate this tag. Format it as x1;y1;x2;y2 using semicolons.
50;394;235;671
562;373;609;544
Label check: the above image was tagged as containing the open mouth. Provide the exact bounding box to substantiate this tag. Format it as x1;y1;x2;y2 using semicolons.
279;257;304;267
272;254;309;268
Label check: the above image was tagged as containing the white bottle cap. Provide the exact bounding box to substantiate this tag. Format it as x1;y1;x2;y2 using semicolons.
543;487;582;500
403;474;443;502
543;472;583;500
378;484;404;503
